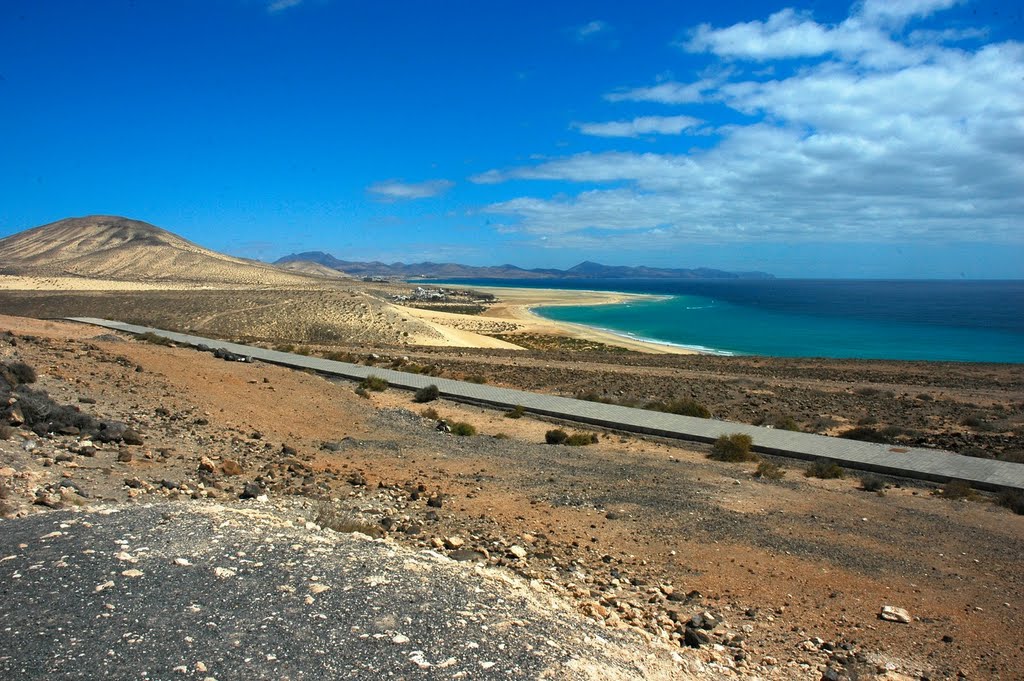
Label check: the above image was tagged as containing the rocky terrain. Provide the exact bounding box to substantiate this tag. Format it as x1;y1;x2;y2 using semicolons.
2;315;1022;679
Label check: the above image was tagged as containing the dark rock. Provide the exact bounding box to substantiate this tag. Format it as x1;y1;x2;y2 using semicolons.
121;429;143;446
427;495;443;508
59;480;86;497
942;635;954;643
240;482;262;499
605;511;622;520
160;480;179;490
116;451;133;463
347;472;367;487
684;627;711;648
124;478;144;489
96;421;127;443
281;444;297;456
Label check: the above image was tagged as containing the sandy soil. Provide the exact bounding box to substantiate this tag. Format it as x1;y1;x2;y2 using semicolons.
472;286;695;355
2;315;1022;680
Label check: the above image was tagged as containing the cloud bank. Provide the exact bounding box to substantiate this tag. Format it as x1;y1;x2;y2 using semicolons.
479;1;1023;248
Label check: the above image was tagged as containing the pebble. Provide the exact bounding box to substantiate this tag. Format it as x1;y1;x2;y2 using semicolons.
213;567;236;579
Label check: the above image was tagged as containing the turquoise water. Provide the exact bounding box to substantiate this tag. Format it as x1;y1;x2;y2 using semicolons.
430;279;1024;363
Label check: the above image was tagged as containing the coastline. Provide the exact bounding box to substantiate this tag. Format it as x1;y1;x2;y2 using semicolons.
469;285;698;355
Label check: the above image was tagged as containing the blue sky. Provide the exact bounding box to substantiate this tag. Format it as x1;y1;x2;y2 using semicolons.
1;0;1022;278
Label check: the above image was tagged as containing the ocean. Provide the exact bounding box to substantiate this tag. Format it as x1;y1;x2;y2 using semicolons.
431;279;1024;363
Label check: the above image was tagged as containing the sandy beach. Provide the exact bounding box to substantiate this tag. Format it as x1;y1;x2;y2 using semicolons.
402;285;697;355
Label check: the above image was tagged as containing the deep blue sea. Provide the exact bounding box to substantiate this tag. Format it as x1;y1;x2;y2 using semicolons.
429;279;1024;363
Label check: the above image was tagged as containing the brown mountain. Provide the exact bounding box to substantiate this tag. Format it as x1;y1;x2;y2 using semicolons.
0;216;323;287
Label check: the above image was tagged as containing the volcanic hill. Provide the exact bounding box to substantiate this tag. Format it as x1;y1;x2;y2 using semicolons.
0;216;321;287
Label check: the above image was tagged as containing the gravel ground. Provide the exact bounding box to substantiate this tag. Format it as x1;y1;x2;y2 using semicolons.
0;501;703;680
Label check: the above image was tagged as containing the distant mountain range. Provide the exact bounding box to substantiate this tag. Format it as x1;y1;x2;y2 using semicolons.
275;252;773;280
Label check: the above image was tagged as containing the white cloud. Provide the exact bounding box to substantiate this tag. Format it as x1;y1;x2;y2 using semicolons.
368;179;454;200
267;0;303;13
605;78;717;104
575;20;610;41
476;1;1024;247
859;0;962;24
574;115;702;138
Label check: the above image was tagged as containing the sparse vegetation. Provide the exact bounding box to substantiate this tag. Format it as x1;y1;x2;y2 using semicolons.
354;386;370;399
450;422;476;436
839;426;889;443
960;415;995;431
413;384;440;403
805;459;845;479
860;474;887;492
996;490;1024;515
360;375;388;392
754;460;786;480
492;432;510;440
313;503;382;536
137;331;173;347
647;397;711;419
545;429;569;445
940;480;975;500
565;432;599;446
464;374;487;384
755;413;800;431
709;433;756;462
420;407;440;420
1;360;37;385
504;405;526;419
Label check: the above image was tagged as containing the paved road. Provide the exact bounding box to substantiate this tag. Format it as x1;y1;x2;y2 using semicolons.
68;318;1024;493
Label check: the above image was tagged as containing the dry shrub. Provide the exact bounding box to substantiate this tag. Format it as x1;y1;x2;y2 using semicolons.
710;433;756;462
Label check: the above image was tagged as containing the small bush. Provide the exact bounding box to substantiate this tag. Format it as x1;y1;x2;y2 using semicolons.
505;405;525;419
860;474;887;492
492;432;510;440
940;480;974;499
960;415;994;431
354;386;370;399
420;407;440;420
805;459;845;479
451;422;476;436
360;375;388;392
313;503;382;536
0;424;14;440
647;398;711;419
275;344;296;353
3;360;37;385
996;490;1024;515
839;426;889;443
414;384;440;403
855;386;881;397
545;429;569;445
916;393;933;401
323;350;355;362
710;433;756;462
565;432;599;446
465;374;487;384
754;460;785;480
138;332;173;347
